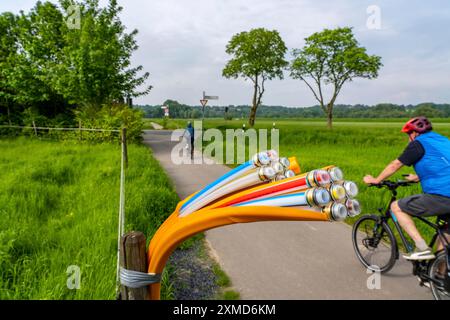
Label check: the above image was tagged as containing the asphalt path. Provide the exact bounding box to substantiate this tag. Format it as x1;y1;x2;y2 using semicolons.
143;130;430;299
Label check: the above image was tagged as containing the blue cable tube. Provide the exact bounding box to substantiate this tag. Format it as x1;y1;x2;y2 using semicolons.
180;151;271;214
234;188;331;208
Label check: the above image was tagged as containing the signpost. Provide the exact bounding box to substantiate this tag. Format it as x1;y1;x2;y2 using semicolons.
199;92;219;161
200;91;219;121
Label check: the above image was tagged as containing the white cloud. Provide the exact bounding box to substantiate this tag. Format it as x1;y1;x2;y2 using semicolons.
2;0;450;106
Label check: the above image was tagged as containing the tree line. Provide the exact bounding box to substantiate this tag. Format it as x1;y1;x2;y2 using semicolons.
139;101;450;120
0;0;149;139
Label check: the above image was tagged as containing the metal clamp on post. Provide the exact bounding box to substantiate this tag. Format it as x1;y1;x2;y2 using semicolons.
119;267;161;288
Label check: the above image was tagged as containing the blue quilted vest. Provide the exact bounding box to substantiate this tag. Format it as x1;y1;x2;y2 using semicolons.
414;131;450;197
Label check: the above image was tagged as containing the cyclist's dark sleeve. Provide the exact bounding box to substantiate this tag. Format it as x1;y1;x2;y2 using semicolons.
397;140;425;166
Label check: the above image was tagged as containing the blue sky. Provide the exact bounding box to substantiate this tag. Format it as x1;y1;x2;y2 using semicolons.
2;0;450;107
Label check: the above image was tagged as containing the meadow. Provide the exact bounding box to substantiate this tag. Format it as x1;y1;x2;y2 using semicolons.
148;117;450;242
0;138;179;299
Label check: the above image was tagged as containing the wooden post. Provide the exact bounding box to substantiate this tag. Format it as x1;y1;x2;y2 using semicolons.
79;120;82;141
121;127;128;169
32;121;37;136
119;231;149;300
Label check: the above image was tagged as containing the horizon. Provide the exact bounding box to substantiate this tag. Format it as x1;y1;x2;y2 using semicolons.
136;102;450;108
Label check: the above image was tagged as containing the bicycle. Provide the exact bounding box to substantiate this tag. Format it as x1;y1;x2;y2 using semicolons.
352;178;450;300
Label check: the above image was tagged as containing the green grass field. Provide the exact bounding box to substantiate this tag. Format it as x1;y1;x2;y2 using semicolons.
0;138;179;299
149;117;450;243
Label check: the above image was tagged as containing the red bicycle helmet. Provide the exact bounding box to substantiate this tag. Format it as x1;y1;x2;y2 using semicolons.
401;117;432;134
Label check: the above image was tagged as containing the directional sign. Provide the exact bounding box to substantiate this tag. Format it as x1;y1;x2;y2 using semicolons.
203;91;219;100
200;99;208;107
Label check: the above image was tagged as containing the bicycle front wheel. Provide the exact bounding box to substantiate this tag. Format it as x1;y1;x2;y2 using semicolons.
352;215;397;273
429;251;450;300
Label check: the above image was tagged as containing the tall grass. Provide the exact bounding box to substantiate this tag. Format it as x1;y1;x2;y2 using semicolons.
0;137;178;299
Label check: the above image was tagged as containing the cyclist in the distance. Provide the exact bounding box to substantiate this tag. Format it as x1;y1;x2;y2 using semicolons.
363;117;450;260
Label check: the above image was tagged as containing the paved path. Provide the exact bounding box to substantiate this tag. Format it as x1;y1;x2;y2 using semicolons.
150;122;163;130
143;130;431;299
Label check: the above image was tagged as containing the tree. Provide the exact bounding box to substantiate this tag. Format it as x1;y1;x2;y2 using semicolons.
223;28;287;127
290;27;382;128
413;104;444;118
0;12;18;124
52;0;152;117
15;2;68;116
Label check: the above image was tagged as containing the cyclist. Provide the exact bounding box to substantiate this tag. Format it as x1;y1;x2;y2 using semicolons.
184;122;195;160
363;117;450;260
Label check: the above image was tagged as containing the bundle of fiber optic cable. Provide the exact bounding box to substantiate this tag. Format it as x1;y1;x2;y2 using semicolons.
178;150;361;221
146;150;363;300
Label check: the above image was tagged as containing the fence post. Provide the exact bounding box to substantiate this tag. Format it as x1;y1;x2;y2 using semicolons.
32;121;37;136
79;121;82;141
119;231;149;300
121;127;128;169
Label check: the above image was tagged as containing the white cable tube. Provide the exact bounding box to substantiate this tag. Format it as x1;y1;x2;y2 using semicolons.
273;174;286;182
272;162;285;175
180;151;271;214
327;167;344;183
271;157;291;180
340;181;359;199
179;166;276;217
322;202;348;221
234;188;331;208
284;169;296;178
345;199;361;217
267;149;279;162
278;157;290;168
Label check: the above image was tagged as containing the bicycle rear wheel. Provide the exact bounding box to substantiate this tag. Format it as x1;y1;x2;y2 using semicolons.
429;251;450;300
352;215;397;273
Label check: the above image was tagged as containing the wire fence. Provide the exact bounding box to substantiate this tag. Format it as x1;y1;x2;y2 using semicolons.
0;125;120;132
0;124;122;142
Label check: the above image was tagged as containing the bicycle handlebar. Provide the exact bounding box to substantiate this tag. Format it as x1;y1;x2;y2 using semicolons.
368;179;418;190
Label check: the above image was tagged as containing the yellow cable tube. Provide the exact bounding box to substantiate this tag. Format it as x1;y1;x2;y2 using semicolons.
288;157;301;174
327;184;347;201
147;205;329;300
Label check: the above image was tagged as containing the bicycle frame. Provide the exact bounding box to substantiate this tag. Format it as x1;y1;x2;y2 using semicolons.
378;188;450;284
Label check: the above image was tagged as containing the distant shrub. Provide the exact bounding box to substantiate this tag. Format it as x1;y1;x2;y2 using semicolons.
1;105;143;143
74;104;144;143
